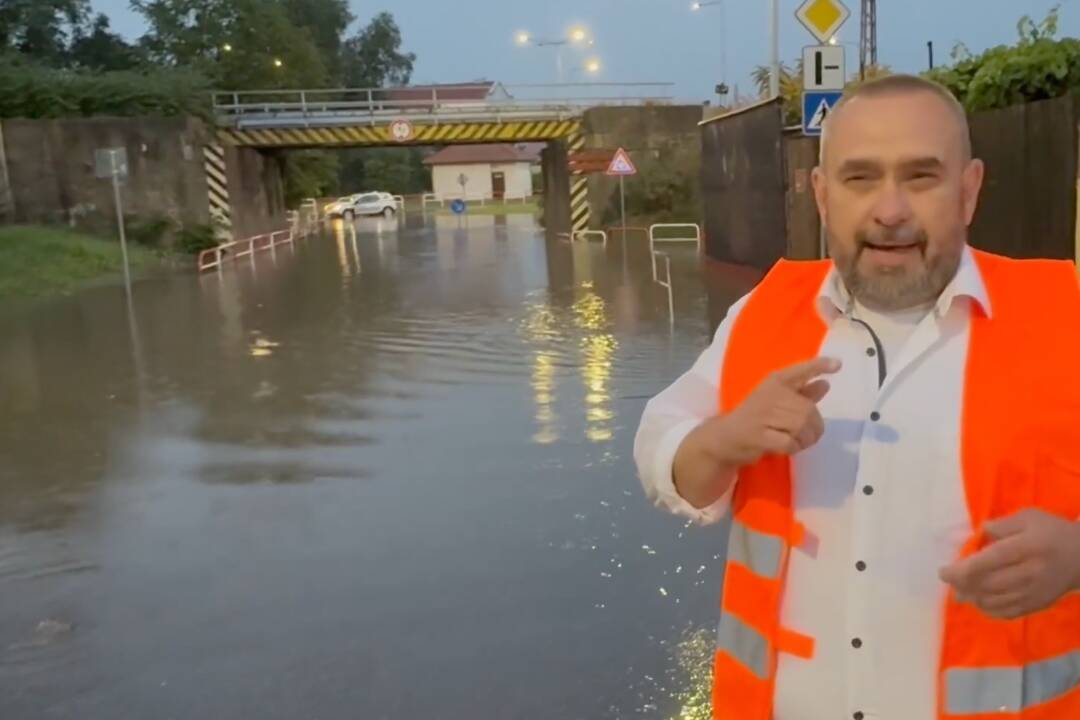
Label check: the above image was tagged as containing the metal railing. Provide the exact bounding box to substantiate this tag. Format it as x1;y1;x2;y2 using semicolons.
649;223;702;280
213;83;676;127
572;229;608;246
198;227;309;273
653;251;674;325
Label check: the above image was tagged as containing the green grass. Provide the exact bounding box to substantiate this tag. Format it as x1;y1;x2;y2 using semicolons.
435;201;539;216
0;225;157;300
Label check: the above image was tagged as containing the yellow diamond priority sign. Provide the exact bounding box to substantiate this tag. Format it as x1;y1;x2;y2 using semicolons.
795;0;851;44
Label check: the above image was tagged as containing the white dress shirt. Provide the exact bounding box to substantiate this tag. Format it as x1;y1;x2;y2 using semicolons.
634;246;993;720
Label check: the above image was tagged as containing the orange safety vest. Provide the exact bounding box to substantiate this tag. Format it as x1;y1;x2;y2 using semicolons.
712;249;1080;720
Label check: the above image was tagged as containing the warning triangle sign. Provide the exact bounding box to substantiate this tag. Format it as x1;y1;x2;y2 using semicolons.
807;99;831;131
605;147;637;176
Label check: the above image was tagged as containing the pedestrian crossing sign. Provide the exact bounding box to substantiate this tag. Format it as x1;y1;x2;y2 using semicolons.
802;90;843;136
605;147;637;176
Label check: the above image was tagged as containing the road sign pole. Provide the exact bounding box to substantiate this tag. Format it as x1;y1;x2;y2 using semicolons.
110;154;132;296
619;176;626;231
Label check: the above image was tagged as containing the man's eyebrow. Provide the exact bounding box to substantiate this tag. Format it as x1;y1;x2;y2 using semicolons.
836;158;882;174
898;156;946;172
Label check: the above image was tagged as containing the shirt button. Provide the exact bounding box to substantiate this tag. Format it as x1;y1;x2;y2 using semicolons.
854;713;865;720
852;637;863;649
863;485;874;496
866;347;876;357
870;411;881;422
856;561;867;572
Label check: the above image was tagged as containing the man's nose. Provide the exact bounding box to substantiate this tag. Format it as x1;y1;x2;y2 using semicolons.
871;182;912;227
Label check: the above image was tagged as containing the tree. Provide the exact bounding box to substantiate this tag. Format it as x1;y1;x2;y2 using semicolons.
338;147;430;194
0;0;88;65
133;0;328;88
342;12;415;88
69;13;143;71
282;0;352;83
282;150;339;208
752;59;892;126
925;4;1080;112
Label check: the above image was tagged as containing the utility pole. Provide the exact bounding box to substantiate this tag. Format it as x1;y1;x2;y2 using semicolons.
859;0;877;81
769;0;780;97
927;41;935;70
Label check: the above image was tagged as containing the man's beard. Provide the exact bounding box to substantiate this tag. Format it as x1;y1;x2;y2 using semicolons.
830;226;963;311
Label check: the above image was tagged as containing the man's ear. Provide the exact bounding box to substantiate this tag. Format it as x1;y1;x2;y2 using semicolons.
962;158;985;227
811;166;828;227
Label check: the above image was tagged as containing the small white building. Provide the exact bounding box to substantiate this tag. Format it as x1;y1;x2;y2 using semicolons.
423;144;539;201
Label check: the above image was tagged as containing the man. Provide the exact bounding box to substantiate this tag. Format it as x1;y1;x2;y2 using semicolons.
634;74;1080;720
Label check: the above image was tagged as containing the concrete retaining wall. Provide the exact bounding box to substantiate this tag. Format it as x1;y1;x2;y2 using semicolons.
580;105;704;227
1;116;210;234
0;116;288;245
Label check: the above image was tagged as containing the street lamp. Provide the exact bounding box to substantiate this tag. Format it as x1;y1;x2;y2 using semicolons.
585;58;601;75
514;25;594;83
222;43;232;53
273;58;283;68
690;0;728;91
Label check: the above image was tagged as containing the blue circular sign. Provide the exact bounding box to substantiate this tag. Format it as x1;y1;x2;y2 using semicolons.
450;199;466;215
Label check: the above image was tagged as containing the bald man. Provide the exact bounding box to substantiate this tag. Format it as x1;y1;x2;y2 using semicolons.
634;75;1080;720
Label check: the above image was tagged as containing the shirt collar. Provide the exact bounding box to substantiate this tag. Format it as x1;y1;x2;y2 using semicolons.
815;244;992;322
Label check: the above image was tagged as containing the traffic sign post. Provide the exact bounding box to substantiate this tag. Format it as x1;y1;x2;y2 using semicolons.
606;147;637;231
95;147;133;296
802;91;843;136
796;0;850;136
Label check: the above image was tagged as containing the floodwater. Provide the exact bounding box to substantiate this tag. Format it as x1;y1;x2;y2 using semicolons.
0;212;760;719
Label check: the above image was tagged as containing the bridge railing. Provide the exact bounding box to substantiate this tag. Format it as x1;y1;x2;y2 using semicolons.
213;83;677;127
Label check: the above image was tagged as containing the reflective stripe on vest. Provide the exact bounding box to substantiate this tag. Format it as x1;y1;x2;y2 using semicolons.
944;650;1080;715
728;518;784;579
717;611;770;680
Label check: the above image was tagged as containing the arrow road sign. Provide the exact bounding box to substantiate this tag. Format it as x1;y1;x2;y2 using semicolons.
802;90;843;136
803;45;846;91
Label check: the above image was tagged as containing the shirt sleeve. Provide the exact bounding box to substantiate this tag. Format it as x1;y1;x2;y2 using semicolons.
632;291;753;525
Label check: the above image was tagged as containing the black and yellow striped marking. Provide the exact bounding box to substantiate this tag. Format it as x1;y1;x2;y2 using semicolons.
219;120;583;148
203;143;232;241
567;129;591;233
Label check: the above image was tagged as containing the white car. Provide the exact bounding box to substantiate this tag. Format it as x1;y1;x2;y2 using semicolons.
325;192;397;220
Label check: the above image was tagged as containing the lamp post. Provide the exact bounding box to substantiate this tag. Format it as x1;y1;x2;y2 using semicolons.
515;26;593;84
691;1;728;91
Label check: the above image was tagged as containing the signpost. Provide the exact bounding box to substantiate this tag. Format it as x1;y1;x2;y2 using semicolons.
802;91;843;136
802;45;845;91
605;147;637;231
795;0;851;44
390;119;414;143
795;0;850;137
95;147;132;294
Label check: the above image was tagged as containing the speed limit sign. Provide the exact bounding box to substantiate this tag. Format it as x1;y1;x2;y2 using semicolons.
389;119;414;143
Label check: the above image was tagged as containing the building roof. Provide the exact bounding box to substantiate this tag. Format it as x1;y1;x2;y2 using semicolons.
423;143;538;166
383;82;507;102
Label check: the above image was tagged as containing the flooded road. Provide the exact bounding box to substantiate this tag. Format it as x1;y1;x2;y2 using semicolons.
0;212;759;719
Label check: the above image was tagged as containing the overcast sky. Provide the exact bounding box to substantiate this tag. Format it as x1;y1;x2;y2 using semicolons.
94;0;1076;101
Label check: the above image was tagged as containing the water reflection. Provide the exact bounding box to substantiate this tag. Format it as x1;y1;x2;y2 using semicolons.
0;211;756;719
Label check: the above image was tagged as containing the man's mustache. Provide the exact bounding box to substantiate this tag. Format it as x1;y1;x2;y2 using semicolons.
855;226;928;250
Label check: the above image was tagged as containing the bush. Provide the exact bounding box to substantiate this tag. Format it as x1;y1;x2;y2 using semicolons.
925;5;1080;112
0;59;212;119
124;214;174;248
175;223;219;255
